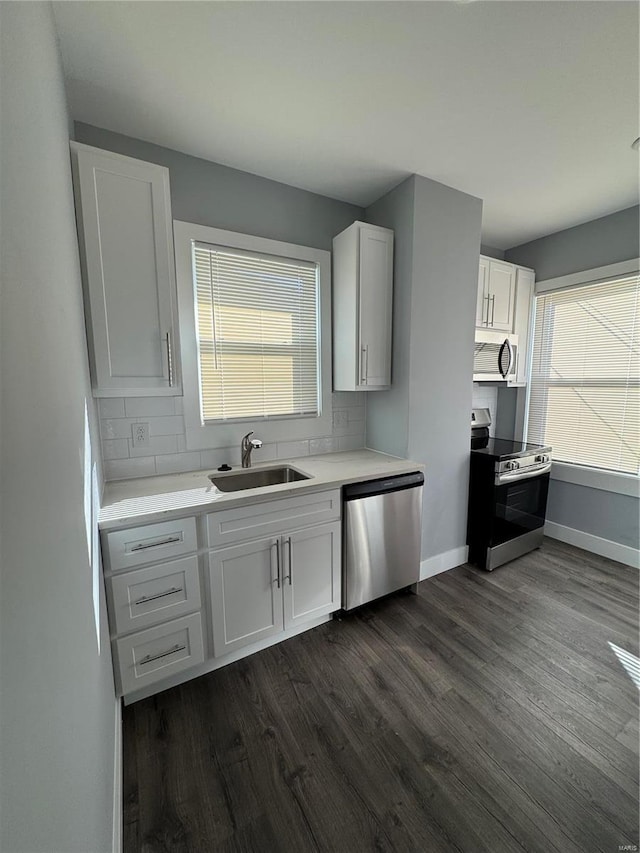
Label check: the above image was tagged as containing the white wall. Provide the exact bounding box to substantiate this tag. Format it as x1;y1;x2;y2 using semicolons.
471;384;498;434
98;392;365;480
0;4;117;851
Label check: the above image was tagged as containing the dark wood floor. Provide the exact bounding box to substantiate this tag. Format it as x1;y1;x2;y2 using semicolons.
123;539;639;853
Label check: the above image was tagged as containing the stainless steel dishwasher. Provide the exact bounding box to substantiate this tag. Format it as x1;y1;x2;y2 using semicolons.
343;471;424;610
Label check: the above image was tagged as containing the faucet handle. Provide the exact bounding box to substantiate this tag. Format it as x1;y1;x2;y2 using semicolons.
251;438;263;449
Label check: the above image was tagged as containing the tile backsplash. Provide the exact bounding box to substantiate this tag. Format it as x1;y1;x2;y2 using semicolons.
471;383;498;434
99;392;366;480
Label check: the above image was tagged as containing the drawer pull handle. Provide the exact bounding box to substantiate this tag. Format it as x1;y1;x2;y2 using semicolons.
139;643;186;666
130;535;181;552
134;586;183;606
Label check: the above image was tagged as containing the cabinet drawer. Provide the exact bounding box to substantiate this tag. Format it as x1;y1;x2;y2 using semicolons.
103;516;197;572
108;555;201;635
206;489;341;548
115;612;205;696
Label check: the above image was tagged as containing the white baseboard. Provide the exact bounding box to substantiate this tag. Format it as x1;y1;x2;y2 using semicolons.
420;545;468;580
545;521;640;569
112;697;122;853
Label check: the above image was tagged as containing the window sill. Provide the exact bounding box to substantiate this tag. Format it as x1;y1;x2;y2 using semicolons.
551;461;639;499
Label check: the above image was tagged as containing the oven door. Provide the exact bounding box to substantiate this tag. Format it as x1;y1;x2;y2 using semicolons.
492;471;550;545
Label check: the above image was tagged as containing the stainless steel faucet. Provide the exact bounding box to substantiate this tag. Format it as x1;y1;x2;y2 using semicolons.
241;431;263;468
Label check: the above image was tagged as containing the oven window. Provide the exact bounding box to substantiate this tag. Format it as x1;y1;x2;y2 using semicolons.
492;475;550;546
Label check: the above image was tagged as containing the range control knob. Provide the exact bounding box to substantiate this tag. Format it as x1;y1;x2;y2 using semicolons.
506;460;520;471
535;454;550;464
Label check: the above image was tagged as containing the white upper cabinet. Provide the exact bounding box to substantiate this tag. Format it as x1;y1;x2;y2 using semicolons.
476;256;490;327
332;222;393;391
475;254;536;386
476;256;516;332
509;266;535;386
71;143;181;397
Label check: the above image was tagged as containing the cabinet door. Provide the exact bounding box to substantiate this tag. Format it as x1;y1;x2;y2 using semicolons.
487;261;516;332
509;267;535;387
72;143;180;397
358;226;393;387
209;538;284;657
282;522;341;630
476;257;490;327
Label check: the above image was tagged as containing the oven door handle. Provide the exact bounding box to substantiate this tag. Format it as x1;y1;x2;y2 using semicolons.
496;461;552;485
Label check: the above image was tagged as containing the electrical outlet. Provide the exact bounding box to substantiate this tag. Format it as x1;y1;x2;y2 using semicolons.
131;422;150;448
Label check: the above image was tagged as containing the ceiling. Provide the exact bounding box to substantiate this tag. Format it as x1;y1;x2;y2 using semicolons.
53;1;639;250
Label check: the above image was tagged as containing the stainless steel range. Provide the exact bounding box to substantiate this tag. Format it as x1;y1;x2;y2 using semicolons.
467;408;552;571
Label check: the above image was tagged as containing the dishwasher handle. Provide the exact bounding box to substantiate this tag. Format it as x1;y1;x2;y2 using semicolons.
343;471;424;501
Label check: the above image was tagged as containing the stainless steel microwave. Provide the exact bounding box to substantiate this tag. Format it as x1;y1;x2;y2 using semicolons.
473;330;518;382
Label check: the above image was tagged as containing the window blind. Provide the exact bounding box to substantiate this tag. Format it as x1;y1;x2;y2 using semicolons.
527;274;640;475
192;242;320;423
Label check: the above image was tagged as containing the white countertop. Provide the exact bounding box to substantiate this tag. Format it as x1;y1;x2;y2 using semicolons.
99;449;424;531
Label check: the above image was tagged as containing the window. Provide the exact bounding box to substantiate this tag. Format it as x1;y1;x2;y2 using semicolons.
173;221;332;451
527;274;640;475
193;243;319;422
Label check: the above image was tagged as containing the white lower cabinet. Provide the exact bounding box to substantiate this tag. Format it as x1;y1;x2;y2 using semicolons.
283;522;341;629
104;494;342;701
108;554;201;635
209;537;284;656
115;612;205;695
104;515;206;699
209;520;341;658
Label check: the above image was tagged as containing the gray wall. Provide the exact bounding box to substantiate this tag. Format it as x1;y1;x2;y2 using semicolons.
74;123;367;480
75;123;363;251
407;176;482;561
480;244;505;260
495;385;518;439
366;176;483;562
506;206;639;550
505;205;639;281
547;481;639;550
0;5;116;851
364;177;415;458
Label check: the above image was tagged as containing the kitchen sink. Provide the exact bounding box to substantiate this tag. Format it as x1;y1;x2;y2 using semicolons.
209;465;311;492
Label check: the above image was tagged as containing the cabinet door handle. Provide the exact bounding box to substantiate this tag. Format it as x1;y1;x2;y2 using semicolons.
274;539;281;588
134;586;183;606
360;344;368;384
139;643;186;666
483;294;490;326
284;537;292;585
130;535;181;552
490;295;496;327
165;331;174;386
